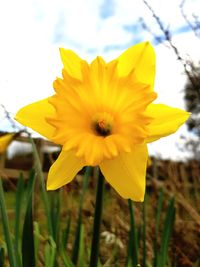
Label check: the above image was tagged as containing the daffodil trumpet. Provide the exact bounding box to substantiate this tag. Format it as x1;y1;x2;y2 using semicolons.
15;41;190;202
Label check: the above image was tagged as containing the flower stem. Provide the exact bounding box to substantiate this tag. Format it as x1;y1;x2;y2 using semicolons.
89;169;104;267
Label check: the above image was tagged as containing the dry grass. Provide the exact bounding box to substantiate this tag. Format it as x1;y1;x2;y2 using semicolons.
1;156;200;266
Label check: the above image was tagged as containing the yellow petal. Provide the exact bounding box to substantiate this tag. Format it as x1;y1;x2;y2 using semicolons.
146;104;190;142
15;98;56;140
47;149;85;190
0;133;15;153
59;48;83;80
117;41;156;89
100;144;148;201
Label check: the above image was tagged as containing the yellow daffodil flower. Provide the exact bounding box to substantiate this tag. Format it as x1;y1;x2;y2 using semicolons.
15;42;190;201
0;133;14;153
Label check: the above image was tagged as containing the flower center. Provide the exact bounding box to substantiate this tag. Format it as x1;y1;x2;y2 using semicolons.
94;119;111;136
92;112;113;137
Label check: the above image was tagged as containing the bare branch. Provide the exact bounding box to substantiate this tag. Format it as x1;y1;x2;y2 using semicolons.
180;0;200;38
141;0;200;100
142;0;171;40
138;17;169;46
0;104;25;132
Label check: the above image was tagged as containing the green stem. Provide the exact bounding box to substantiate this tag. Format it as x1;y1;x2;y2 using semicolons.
128;199;138;267
89;169;104;267
0;179;17;267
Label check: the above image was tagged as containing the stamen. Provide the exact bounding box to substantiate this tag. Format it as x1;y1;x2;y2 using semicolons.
92;112;113;137
93;119;111;137
98;120;106;129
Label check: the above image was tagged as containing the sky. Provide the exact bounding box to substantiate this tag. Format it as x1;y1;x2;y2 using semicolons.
0;0;200;159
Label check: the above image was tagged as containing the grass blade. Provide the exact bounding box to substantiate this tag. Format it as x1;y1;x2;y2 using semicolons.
153;189;164;267
0;178;17;267
158;197;175;267
72;167;92;264
44;237;56;267
33;222;40;265
78;224;86;267
14;172;25;267
50;190;61;243
0;245;5;267
61;212;71;251
89;170;104;267
21;170;36;267
60;213;73;266
155;189;164;235
61;251;75;267
30;137;53;236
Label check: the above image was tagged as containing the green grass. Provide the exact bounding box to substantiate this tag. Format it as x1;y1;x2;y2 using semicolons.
0;154;200;266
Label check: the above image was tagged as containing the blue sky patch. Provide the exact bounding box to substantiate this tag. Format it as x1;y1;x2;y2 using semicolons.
99;0;116;19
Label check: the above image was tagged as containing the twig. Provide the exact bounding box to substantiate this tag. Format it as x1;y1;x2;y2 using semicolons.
141;0;200;100
0;104;19;131
180;0;200;38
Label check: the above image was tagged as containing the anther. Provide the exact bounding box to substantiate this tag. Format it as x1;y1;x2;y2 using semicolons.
93;120;111;137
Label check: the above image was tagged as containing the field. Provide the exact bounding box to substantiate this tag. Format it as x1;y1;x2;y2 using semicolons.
0;142;200;267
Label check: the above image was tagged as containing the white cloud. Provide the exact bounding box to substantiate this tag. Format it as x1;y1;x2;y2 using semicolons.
0;0;199;158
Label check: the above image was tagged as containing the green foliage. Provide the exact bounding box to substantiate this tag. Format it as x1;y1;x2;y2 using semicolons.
14;173;25;267
0;178;17;267
0;140;186;266
33;222;40;265
22;170;36;267
44;237;56;267
0;173;183;267
89;170;105;267
30;138;53;236
0;245;5;267
127;199;138;267
154;191;175;267
72;167;92;264
126;191;175;267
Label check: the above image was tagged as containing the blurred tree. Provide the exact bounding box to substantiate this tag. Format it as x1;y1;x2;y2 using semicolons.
184;62;200;136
